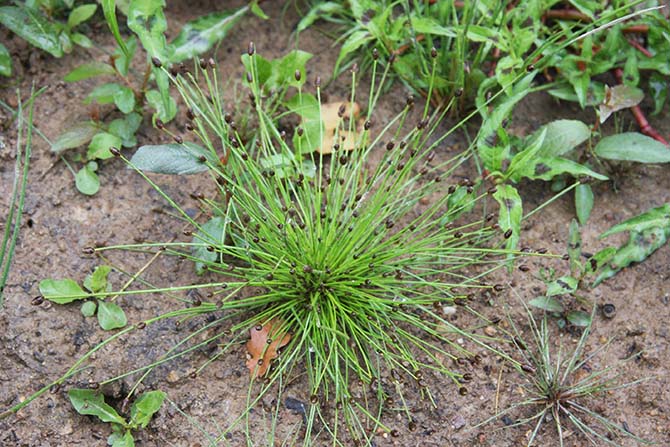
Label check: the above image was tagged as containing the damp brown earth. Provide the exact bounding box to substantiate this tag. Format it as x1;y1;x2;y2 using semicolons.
1;2;668;446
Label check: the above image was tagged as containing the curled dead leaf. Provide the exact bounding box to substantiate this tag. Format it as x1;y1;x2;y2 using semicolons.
314;101;362;154
245;318;291;378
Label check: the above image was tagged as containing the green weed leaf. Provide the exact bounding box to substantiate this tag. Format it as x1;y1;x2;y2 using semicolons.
296;2;343;33
145;88;177;123
85;83;122;105
546;276;578;296
575;184;594;225
81;300;97;317
97;300;127;330
51;121;99;153
75;165;100;195
566;310;591;327
109;430;135;447
599;85;644;124
130;142;214;175
127;0;168;61
67;4;98;29
600;204;670;238
109;113;142;148
87;132;123;160
193;216;226;274
334;30;372;75
516;157;607;182
493;184;522;259
532;120;591;157
170;8;248;63
68;389;127;425
0;43;11;77
130;390;165;428
0;6;63;57
64;62;116;82
114;87;136;114
567;219;582;274
83;265;112;293
71;32;94;49
529;296;564;313
594;132;670;163
40;278;87;304
102;0;128;57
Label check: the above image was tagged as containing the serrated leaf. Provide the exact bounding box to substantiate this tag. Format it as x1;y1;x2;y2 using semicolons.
68;4;97;28
51;122;99;153
546;276;578;296
68;389;126;425
0;43;12;77
169;7;248;63
130;390;165;428
97;300;127;330
192;216;226;274
575;183;594;225
75;165;100;195
40;278;88;304
529;296;564;312
81;300;97;317
594;132;670;163
113;87;136;114
83;265;112;293
87;132;123;160
0;6;63;57
531;120;591;157
64;62;115;82
130;142;215;175
566;310;591;327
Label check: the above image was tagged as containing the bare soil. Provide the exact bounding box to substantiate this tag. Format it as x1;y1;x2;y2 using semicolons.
1;2;668;446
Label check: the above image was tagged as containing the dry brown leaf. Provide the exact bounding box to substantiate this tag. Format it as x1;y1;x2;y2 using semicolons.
245;318;291;378
315;101;363;154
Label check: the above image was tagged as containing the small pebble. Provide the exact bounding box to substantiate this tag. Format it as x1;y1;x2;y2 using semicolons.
484;326;497;336
451;414;466;430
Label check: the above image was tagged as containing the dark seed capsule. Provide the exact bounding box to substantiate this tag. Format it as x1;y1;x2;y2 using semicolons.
247;41;255;56
372;48;379;60
185;123;194;131
187;108;195;120
390;429;400;438
430;47;438;58
504;229;513;239
408;421;417;431
462;373;473;382
199;58;207;69
493;284;504;292
151;56;162;68
303;265;313;273
31;295;44;306
294;69;301;82
155;118;164;129
518;265;530;272
82;246;95;255
208;58;216;68
137;321;146;329
364;120;371;130
536;247;548;254
521;364;535;373
458;386;468;396
246;72;253;83
602;303;616;319
526;64;535;72
315;76;321;88
454;87;464;97
310;394;318;404
170;65;179;76
109;146;121;157
173;135;183;144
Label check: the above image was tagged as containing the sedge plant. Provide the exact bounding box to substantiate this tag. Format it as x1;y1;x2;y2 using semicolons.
478;303;650;446
9;46;553;446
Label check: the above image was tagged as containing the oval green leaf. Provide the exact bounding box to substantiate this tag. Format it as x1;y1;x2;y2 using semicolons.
130;142;215;175
64;62;116;82
81;300;97;317
575;183;594;225
0;6;63;57
595;132;670;163
75;165;100;195
39;278;87;304
68;389;126;425
529;296;564;313
97;300;127;330
51;121;99;153
87;132;123;160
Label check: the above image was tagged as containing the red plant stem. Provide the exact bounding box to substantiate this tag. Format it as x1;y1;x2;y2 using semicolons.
544;9;591;22
613;68;668;145
627;38;653;58
622;24;649;34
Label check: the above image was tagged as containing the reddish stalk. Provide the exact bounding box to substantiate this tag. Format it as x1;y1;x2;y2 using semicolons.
613;68;668;145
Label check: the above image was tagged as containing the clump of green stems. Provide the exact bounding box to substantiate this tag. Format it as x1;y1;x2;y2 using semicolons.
480;305;650;446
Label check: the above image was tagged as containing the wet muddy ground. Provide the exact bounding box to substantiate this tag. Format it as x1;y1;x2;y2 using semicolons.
1;2;668;446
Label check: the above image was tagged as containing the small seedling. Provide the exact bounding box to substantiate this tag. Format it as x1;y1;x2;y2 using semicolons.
479;305;650;446
68;388;165;447
528;266;592;329
39;265;127;330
